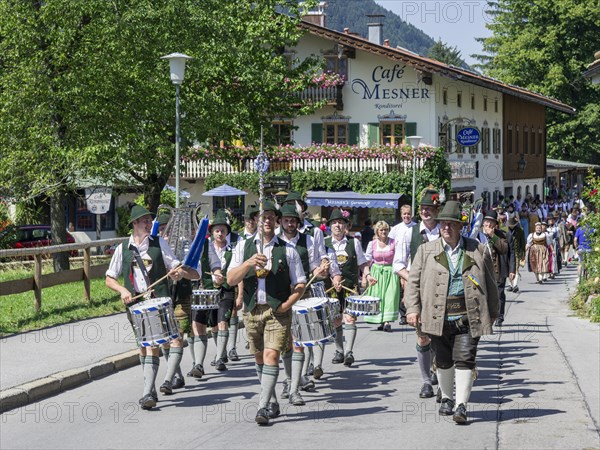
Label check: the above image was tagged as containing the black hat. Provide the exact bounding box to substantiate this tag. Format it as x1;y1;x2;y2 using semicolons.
435;201;465;223
129;205;154;224
483;210;499;223
209;209;231;234
283;191;308;212
327;208;351;225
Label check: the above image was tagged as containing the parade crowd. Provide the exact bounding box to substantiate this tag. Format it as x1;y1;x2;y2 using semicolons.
104;186;593;426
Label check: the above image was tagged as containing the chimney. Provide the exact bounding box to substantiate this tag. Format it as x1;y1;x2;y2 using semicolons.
301;1;327;27
367;14;384;45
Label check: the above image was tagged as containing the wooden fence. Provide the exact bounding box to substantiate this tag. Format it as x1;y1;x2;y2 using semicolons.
0;237;128;312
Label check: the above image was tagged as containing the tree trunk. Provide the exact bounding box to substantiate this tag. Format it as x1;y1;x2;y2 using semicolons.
51;190;70;272
145;172;171;213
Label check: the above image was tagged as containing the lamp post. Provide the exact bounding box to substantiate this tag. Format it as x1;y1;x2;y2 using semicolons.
161;53;193;208
408;135;423;215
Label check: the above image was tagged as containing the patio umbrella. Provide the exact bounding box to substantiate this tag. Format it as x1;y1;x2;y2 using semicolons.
202;184;247;197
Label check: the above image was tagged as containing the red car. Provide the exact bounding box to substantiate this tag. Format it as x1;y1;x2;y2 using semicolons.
14;225;77;256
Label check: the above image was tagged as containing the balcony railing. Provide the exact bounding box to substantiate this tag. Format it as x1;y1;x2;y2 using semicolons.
293;85;343;110
182;157;426;179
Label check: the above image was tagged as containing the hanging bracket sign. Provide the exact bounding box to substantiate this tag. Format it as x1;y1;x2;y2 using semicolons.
85;187;112;214
456;127;481;147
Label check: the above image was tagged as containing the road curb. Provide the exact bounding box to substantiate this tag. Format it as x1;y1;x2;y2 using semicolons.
0;349;140;414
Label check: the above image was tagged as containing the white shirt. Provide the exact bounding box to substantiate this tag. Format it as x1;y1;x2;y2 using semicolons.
397;221;441;272
106;235;181;294
389;221;416;242
229;235;306;304
279;231;341;277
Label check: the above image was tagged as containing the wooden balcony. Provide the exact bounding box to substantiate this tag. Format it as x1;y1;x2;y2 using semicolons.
293;85;344;110
181;157;425;180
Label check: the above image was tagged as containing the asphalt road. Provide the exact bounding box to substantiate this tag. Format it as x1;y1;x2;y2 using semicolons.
1;265;599;449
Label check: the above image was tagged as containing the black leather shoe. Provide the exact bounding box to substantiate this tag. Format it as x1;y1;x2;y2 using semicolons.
222;355;229;364
215;358;227;371
267;402;281;419
228;348;240;361
255;408;270;425
159;381;173;395
289;391;305;406
439;398;455;415
431;372;438;385
398;316;408;325
377;324;384;331
139;394;156;410
453;403;468;424
419;383;434;398
332;350;344;364
495;318;504;327
299;377;315;392
313;366;324;380
172;376;185;389
383;323;392;332
307;363;314;376
191;364;204;379
513;286;519;293
344;351;355;367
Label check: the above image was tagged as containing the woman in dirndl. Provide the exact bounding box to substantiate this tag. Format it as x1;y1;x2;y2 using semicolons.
363;220;402;332
526;222;552;283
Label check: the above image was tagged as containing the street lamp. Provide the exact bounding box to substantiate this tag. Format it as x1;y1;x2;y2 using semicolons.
408;135;423;215
161;52;193;208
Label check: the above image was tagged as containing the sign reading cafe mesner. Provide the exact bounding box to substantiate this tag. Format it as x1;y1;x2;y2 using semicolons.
351;64;430;101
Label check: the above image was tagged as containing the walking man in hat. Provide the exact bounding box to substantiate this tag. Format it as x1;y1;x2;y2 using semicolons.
105;205;200;410
405;201;499;424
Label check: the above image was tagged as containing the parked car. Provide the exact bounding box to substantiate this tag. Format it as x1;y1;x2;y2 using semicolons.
13;225;77;256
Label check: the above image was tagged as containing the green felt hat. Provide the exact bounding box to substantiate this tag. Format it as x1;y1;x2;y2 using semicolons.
280;203;301;220
244;202;259;219
260;199;282;217
209;209;231;234
435;201;465;223
283;191;308;212
157;212;171;226
419;187;441;207
129;205;154;224
327;208;350;225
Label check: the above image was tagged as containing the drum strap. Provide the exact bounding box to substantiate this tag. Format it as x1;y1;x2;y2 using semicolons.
129;244;152;291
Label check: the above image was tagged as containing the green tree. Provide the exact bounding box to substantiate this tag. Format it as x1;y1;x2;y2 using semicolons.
427;39;464;67
0;0;319;270
472;0;600;163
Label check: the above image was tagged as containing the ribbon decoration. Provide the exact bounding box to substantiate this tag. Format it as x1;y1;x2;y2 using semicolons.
254;126;269;254
150;218;160;237
183;215;209;270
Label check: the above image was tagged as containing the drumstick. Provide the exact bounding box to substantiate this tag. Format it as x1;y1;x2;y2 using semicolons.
135;263;183;299
341;285;358;295
304;272;320;290
131;289;154;301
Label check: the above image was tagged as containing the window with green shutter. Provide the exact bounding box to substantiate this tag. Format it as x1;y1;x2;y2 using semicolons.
405;122;417;139
368;123;380;146
311;123;323;144
348;123;360;145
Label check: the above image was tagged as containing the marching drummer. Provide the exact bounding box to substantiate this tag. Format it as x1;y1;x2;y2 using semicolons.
324;208;374;368
189;210;239;377
227;200;306;426
277;203;342;406
105;205;200;411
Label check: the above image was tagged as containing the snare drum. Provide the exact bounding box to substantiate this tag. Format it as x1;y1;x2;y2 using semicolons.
292;297;336;347
191;289;220;310
310;281;326;298
129;297;179;347
328;298;341;319
345;295;381;316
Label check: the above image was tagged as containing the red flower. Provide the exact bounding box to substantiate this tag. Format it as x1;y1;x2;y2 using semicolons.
591;189;598;197
431;194;439;205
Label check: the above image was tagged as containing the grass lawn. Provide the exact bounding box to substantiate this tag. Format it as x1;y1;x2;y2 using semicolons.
0;264;125;335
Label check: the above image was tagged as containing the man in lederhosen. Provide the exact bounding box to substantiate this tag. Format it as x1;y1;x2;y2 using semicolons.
324;208;374;368
406;200;498;424
228;200;306;426
396;188;442;399
105;205;199;410
278;203;342;406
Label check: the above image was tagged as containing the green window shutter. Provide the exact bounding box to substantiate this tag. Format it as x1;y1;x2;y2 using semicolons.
348;123;360;145
311;123;323;144
368;123;380;146
405;122;417;138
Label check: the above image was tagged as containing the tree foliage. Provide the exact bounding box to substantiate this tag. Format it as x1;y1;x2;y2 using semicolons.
0;0;320;268
472;0;600;163
427;39;464;67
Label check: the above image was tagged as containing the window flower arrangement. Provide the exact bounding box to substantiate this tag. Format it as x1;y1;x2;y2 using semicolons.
310;71;345;88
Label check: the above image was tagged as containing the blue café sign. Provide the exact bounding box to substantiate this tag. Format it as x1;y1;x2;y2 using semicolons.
456;127;481;146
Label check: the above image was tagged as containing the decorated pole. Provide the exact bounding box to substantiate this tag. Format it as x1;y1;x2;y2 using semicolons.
254;126;269;254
